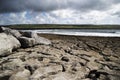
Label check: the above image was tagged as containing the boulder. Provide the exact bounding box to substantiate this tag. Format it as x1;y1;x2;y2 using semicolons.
31;32;51;45
0;33;21;56
20;31;31;38
2;27;22;38
18;37;36;48
21;32;51;45
0;26;3;33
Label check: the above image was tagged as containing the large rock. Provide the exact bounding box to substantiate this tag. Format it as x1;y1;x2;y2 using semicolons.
0;26;3;33
20;32;31;38
32;32;51;45
21;32;51;45
2;27;22;38
18;37;36;48
0;33;21;56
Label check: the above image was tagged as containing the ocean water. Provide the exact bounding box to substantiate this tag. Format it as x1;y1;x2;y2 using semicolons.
21;29;120;37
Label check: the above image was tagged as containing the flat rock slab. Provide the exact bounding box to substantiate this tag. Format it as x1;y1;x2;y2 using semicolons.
0;34;120;80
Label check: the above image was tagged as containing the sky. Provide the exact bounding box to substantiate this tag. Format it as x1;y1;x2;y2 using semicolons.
0;0;120;25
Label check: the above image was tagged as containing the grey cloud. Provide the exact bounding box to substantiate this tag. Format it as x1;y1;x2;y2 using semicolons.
68;0;107;11
0;0;62;13
0;0;120;13
112;11;120;17
113;0;120;3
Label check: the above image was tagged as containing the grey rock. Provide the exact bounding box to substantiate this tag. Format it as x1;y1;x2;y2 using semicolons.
0;59;24;80
0;34;119;80
52;72;75;80
0;26;3;33
102;48;113;56
86;61;102;70
0;70;13;80
98;61;120;70
61;56;69;62
30;65;62;80
21;31;51;45
108;75;120;80
18;37;36;48
99;74;108;80
9;69;30;80
81;78;91;80
114;48;120;56
0;33;21;56
20;31;31;38
23;59;42;74
31;32;51;45
2;27;22;38
1;59;23;71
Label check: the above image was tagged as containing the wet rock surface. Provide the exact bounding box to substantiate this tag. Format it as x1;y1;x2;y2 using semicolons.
0;34;120;80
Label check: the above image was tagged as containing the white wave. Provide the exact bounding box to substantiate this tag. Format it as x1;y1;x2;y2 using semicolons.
21;29;120;37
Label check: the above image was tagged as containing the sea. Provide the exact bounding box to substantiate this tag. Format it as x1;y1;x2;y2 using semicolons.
21;29;120;37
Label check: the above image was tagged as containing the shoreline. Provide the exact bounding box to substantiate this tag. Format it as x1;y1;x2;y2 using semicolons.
38;33;120;40
21;29;120;37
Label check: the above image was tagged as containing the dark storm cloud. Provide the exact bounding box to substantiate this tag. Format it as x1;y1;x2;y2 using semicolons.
0;0;62;13
0;0;120;13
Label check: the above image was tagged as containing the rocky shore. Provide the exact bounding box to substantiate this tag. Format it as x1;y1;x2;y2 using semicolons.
0;27;120;80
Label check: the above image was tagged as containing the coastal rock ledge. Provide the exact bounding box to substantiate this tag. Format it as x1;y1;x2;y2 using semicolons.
0;27;120;80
